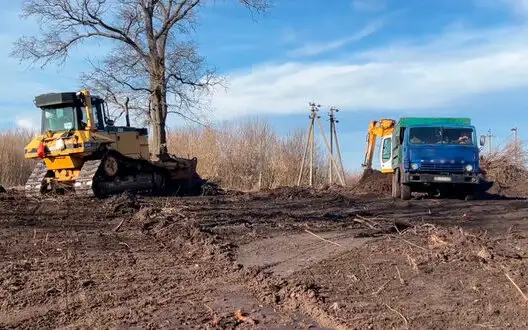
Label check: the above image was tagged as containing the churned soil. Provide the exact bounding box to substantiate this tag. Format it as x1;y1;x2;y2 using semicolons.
1;186;527;329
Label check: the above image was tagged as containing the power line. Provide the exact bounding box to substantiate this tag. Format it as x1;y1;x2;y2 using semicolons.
297;102;345;187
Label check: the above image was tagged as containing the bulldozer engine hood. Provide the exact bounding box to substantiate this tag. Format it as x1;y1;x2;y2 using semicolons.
24;130;115;158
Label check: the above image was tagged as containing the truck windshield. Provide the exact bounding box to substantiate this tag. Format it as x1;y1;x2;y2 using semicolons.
42;107;78;132
409;127;475;145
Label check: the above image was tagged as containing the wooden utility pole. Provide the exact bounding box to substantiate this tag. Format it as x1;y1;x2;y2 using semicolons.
315;116;345;186
328;107;346;185
512;127;518;144
331;108;346;185
297;103;318;187
329;108;335;184
487;129;494;154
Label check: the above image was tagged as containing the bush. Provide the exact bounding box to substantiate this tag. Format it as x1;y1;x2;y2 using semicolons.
480;140;528;195
0;129;36;187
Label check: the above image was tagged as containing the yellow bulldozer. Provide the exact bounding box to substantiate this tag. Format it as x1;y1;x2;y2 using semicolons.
24;89;206;198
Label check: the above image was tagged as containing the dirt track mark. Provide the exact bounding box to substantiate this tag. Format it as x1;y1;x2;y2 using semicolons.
237;231;370;276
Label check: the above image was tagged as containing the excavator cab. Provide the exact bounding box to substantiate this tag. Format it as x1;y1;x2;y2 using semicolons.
362;119;396;174
379;135;392;172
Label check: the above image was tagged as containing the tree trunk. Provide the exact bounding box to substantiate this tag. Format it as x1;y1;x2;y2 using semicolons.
149;73;168;161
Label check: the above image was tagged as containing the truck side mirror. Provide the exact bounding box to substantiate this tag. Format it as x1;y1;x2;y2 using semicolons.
479;135;486;146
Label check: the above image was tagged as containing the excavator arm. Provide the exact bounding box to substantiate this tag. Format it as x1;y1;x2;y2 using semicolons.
362;120;379;169
362;119;396;171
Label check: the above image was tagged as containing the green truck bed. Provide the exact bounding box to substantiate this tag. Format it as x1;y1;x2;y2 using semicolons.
396;117;471;128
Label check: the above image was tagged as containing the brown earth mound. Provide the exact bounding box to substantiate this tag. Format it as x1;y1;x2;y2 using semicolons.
350;169;392;195
480;142;528;197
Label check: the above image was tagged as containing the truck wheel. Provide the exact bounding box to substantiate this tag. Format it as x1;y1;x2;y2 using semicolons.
391;170;401;198
401;184;412;200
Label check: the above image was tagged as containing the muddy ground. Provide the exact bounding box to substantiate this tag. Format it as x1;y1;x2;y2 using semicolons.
1;187;528;329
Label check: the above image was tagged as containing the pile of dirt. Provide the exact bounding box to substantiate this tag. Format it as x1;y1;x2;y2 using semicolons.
406;225;527;269
102;191;140;214
480;142;528;197
350;169;392;195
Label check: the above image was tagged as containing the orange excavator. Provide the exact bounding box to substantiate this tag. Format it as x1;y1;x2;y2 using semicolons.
362;119;396;174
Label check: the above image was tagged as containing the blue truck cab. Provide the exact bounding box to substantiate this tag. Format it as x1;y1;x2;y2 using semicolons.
386;117;486;200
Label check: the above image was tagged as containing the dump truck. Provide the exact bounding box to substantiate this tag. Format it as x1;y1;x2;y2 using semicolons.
385;117;488;200
24;89;205;198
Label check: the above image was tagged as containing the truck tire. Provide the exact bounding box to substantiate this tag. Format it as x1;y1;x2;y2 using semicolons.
391;170;401;198
401;183;412;200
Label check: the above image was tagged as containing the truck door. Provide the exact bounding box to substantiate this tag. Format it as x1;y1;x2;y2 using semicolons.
380;135;393;173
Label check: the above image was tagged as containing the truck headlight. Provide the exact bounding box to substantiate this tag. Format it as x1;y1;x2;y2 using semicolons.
411;163;419;170
465;164;473;172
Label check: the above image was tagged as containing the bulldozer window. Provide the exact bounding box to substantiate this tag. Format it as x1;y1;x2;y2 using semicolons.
91;103;105;130
42;107;76;132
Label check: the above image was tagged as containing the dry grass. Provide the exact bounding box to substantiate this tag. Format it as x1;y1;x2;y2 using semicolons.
480;140;528;195
0;119;345;191
0;129;37;187
167;118;332;191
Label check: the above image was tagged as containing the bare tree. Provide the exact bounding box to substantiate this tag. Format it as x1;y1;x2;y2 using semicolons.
81;62;149;127
12;0;270;159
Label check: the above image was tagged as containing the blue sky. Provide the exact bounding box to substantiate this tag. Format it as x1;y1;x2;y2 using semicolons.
1;0;527;170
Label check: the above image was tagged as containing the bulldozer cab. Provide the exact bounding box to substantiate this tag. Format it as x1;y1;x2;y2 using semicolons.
37;91;110;134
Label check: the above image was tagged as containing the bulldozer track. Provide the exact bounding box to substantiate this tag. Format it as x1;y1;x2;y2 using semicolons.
25;161;48;198
74;160;101;197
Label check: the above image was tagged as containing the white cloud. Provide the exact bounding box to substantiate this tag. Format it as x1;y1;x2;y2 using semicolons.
351;0;387;12
288;20;384;57
507;0;528;15
16;117;38;130
208;25;528;120
475;0;528;17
